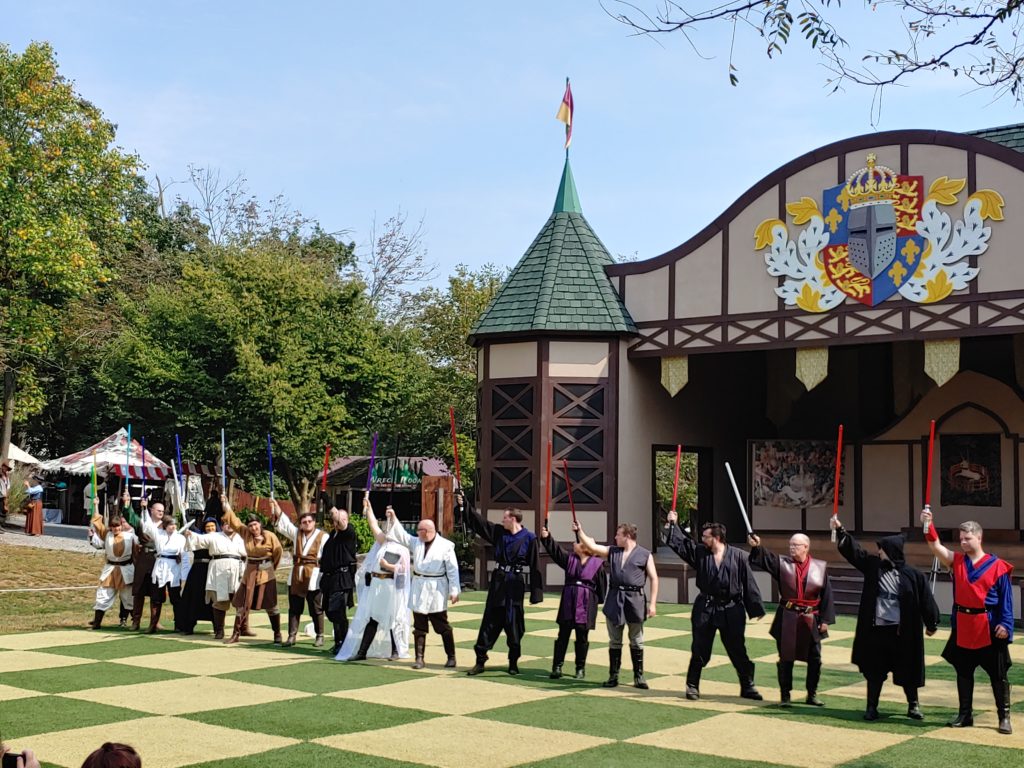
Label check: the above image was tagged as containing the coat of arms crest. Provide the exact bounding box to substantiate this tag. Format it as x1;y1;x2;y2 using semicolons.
755;154;1005;312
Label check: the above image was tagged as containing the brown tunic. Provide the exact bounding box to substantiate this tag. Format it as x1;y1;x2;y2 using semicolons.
222;508;283;610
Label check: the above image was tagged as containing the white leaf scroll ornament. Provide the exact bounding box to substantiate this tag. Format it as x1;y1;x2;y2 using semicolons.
756;204;843;313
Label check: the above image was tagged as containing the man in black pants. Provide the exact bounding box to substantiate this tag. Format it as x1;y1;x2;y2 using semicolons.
320;504;358;655
665;510;765;700
458;489;543;675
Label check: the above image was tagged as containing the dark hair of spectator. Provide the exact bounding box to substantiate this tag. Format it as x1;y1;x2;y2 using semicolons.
80;742;141;768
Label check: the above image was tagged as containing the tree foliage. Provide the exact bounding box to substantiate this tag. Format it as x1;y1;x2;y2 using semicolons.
609;0;1024;105
0;42;139;457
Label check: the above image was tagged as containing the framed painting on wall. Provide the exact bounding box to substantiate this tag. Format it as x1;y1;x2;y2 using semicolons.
940;433;1001;507
750;440;842;509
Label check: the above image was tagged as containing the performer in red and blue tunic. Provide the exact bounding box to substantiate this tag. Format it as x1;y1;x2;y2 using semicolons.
921;508;1014;735
540;523;606;680
457;489;543;676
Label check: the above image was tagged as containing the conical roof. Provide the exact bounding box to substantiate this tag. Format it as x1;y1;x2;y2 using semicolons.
469;159;636;344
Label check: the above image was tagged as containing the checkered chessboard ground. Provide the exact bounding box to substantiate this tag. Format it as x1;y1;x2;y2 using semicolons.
2;596;1022;768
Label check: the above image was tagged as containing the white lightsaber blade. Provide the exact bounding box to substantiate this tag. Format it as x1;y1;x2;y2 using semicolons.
724;461;754;535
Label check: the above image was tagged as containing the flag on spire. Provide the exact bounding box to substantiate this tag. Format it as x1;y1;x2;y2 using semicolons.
555;78;573;149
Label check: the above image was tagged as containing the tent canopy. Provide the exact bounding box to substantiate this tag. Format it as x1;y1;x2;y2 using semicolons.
38;428;170;480
3;443;39;465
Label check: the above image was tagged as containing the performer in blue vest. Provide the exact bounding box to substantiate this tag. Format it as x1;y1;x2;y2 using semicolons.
749;533;835;706
540;523;607;679
457;489;543;675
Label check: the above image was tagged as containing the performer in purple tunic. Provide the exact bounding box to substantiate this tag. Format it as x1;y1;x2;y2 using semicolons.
540;524;607;679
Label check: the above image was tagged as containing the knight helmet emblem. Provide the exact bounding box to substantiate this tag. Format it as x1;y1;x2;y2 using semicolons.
843;154;899;279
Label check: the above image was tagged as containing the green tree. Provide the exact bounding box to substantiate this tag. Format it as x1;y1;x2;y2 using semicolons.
99;234;399;514
0;42;139;460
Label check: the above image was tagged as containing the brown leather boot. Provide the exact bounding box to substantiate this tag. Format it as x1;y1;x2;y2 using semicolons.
130;601;143;631
212;608;226;640
224;614;242;645
269;612;283;644
412;633;426;669
240;614;257;637
147;603;162;634
284;615;299;647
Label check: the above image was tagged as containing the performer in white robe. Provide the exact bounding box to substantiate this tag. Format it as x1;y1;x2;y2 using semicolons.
142;513;189;633
336;495;411;661
88;499;136;630
184;517;245;640
386;506;460;668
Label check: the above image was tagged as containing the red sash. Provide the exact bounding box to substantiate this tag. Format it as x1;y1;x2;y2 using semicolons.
953;552;1013;649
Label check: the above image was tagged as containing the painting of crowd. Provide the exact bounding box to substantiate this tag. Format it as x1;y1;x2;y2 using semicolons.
751;440;841;509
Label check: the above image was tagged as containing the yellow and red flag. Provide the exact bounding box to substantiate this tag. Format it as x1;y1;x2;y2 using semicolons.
555;79;573;149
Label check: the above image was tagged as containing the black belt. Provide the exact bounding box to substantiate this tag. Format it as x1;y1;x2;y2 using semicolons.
414;571;446;578
212;554;246;561
158;555;181;562
707;596;741;608
107;558;131;566
617;584;643;593
573;580;596;590
248;558;270;563
497;564;524;573
322;566;351;575
955;604;987;615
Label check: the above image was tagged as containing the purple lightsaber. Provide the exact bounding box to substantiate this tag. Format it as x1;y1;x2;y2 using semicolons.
366;431;378;491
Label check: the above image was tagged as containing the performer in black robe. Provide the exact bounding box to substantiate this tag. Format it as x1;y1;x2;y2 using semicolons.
665;510;765;700
320;502;358;655
832;518;939;721
178;515;217;634
540;525;607;679
748;533;835;706
457;490;543;675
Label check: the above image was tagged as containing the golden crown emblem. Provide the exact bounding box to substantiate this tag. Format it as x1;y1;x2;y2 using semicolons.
841;153;898;209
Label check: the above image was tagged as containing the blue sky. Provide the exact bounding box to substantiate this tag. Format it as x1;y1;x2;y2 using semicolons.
8;2;1023;281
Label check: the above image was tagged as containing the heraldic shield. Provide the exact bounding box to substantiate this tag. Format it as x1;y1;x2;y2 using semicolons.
820;154;925;307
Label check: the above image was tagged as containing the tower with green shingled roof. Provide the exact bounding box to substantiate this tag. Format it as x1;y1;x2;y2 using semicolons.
468;157;635;588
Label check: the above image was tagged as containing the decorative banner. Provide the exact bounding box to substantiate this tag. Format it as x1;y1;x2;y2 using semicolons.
757;154;1004;312
661;355;689;397
795;347;829;391
924;338;960;386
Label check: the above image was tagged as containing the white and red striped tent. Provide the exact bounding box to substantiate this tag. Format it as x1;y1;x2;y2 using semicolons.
38;428;170;480
180;460;238;479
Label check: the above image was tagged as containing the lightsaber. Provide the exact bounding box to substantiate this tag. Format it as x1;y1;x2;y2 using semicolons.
923;419;936;534
543;440;552;527
267;433;275;499
321;443;332;492
388;435;401;506
561;458;578;525
175;434;185;498
366;432;378;492
449;407;462;489
124;423;132;497
724;461;754;535
671;445;682;512
169;455;185;524
140;435;147;497
220;428;227;492
831;424;843;543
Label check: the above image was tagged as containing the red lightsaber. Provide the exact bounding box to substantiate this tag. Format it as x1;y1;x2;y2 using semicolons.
321;443;332;491
923;419;936;534
449;406;462;489
562;458;577;525
671;444;682;512
830;424;843;542
543;441;552;526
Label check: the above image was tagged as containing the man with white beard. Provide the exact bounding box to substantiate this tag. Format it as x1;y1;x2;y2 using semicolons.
385;505;460;668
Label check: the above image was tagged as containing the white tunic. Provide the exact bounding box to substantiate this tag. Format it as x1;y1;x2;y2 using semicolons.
275;514;326;591
188;531;245;602
390;525;460;614
143;517;187;587
98;528;136;586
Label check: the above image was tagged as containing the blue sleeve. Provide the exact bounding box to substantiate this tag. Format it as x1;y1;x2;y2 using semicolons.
987;573;1014;640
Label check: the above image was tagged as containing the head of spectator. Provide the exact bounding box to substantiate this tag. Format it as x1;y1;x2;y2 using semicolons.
80;743;141;768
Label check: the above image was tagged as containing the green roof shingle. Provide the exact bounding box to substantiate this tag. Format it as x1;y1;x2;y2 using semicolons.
469;158;636;344
969;123;1024;153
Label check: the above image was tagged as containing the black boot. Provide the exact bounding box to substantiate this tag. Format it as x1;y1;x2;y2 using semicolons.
442;628;457;668
466;654;487;675
269;612;283;645
353;620;378;661
212;608;226;640
130;600;143;632
685;656;703;700
948;673;974;727
778;661;793;706
284;615;300;647
89;609;105;630
630;647;648;690
550;632;568;679
739;663;763;701
864;677;883;721
603;648;622;688
805;660;824;706
574;638;589;679
412;633;427;669
904;686;923;720
994;679;1012;734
